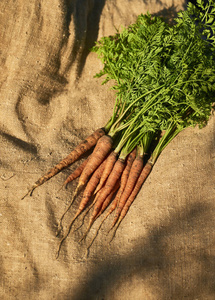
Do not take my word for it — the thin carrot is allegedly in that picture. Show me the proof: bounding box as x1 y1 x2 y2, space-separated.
95 180 120 219
114 148 137 204
73 197 97 233
96 184 122 228
62 156 90 189
80 157 126 241
56 157 107 236
56 186 102 259
111 150 144 228
71 179 107 234
105 186 123 218
110 161 153 240
94 150 118 194
85 189 119 252
82 181 121 255
85 185 122 254
22 127 106 199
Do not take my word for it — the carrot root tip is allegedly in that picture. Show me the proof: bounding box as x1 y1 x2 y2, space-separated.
21 191 29 200
79 219 94 243
57 184 66 193
21 185 36 200
94 184 102 195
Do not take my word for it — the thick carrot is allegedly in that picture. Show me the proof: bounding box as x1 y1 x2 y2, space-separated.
80 158 126 241
94 150 118 194
22 127 106 199
56 157 107 237
110 161 153 239
74 134 113 194
62 156 90 188
111 152 144 228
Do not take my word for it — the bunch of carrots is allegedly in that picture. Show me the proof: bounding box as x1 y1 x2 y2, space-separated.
23 0 215 257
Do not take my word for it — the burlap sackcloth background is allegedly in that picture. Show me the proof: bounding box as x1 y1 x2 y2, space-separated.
1 1 215 299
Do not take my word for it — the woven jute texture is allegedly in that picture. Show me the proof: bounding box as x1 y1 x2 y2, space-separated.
1 1 215 299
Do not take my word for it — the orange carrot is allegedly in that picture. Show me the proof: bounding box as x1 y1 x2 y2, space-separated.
80 181 120 248
94 150 118 194
104 187 122 218
85 183 120 255
114 148 137 204
73 195 98 234
80 157 126 241
62 156 90 188
56 185 103 259
110 161 153 239
96 185 122 227
111 151 144 228
74 135 113 194
72 158 107 220
100 148 136 220
91 158 125 220
22 127 106 199
66 176 107 236
56 157 107 237
86 186 122 255
96 180 120 219
101 149 136 229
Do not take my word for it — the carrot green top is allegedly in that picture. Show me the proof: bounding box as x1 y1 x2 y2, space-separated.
94 0 215 160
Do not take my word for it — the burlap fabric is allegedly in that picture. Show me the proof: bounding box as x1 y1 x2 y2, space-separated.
1 1 215 299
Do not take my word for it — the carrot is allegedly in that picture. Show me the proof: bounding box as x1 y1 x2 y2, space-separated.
94 150 118 194
110 161 153 240
114 148 137 204
95 180 120 219
71 158 107 220
72 196 97 234
56 186 103 259
99 148 136 220
56 157 107 237
80 157 126 241
62 155 90 189
22 127 106 199
91 158 125 220
74 134 113 195
86 190 119 251
55 134 113 221
85 184 122 254
95 184 122 230
69 178 108 236
82 181 121 254
111 151 144 228
100 149 136 229
104 187 123 218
